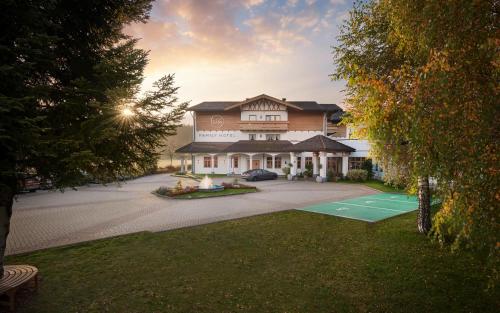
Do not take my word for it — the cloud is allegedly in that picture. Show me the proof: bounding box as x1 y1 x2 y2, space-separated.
123 0 348 75
125 0 351 112
125 0 333 71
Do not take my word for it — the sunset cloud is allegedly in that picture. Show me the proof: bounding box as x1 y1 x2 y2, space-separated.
124 0 352 108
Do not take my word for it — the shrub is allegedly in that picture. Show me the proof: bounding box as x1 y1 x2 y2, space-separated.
327 170 335 182
346 169 368 181
362 159 373 179
282 166 291 176
304 163 313 177
155 186 170 196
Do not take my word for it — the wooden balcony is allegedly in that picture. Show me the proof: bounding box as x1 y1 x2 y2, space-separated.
239 121 289 131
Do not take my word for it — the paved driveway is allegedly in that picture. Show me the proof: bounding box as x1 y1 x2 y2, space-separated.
7 174 378 255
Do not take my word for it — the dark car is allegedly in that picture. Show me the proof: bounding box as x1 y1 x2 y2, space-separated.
242 169 278 181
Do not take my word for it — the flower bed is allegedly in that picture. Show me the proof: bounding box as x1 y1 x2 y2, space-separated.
153 179 258 199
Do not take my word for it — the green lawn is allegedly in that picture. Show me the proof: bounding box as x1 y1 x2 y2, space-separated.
173 188 257 199
6 211 498 313
335 179 404 193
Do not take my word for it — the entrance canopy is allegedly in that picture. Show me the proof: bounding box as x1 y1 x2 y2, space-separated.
290 135 355 153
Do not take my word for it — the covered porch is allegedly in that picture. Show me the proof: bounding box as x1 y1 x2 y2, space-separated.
175 135 356 181
289 135 355 182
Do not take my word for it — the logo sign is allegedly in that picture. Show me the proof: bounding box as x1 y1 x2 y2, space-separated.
211 115 224 129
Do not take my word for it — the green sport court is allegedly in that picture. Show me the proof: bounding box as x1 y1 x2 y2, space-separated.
299 193 418 222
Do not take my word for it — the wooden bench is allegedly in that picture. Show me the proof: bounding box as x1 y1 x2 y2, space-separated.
0 265 38 312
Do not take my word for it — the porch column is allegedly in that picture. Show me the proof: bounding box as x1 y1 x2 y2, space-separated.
320 152 327 178
191 154 195 174
312 153 319 176
342 155 349 177
290 152 297 176
226 153 233 175
180 156 185 173
210 154 215 173
301 153 305 172
249 154 253 170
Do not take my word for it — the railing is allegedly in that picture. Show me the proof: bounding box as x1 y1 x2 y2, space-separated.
239 121 288 131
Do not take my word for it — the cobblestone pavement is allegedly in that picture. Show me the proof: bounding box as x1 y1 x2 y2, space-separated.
7 174 378 255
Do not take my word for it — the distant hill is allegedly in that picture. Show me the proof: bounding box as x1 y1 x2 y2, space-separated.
159 125 193 167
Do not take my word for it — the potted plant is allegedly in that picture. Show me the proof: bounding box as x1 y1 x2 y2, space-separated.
303 163 313 180
282 165 292 180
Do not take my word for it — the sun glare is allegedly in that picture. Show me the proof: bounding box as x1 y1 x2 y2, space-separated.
121 107 135 117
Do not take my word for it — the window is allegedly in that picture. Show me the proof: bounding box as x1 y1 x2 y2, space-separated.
213 156 218 168
305 157 313 166
275 156 281 168
265 115 281 121
348 157 365 170
249 115 257 121
249 134 257 140
297 157 302 168
266 134 280 141
233 157 238 168
203 156 211 168
266 156 273 168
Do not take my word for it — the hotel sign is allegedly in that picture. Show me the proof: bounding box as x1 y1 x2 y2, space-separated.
198 132 236 138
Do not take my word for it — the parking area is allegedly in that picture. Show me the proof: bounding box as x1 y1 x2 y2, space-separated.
7 174 378 255
299 193 418 222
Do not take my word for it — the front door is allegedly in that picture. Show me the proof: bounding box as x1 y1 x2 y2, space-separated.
252 159 260 169
327 157 342 175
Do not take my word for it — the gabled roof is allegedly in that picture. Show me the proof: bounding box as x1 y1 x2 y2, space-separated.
223 94 303 111
224 140 294 153
176 142 232 153
187 95 342 113
290 135 355 153
187 101 237 112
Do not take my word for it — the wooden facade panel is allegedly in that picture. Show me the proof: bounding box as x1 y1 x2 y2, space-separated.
240 121 288 131
288 111 323 131
327 124 347 137
196 112 241 131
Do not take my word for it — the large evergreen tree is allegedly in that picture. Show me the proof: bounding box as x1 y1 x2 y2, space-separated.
333 0 498 284
0 0 187 274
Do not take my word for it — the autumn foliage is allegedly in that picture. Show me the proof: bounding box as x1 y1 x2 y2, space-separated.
333 0 499 285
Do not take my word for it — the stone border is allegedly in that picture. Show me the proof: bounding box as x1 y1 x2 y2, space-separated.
151 188 258 200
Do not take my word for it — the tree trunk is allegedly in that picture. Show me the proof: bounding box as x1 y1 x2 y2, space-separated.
0 182 15 279
417 176 432 234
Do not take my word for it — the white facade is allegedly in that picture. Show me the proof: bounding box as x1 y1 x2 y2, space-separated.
195 130 325 143
178 95 372 180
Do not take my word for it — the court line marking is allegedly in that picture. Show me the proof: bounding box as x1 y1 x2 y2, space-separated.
301 209 375 222
334 202 409 213
360 197 417 204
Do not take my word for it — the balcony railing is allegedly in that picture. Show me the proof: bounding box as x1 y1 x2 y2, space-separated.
239 121 288 131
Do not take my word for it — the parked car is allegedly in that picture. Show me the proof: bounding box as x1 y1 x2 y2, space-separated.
242 169 278 181
17 173 41 193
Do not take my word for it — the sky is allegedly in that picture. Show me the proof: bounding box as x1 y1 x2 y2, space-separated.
125 0 353 110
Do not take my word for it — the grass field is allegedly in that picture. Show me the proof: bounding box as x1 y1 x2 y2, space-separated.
6 210 497 313
338 179 405 193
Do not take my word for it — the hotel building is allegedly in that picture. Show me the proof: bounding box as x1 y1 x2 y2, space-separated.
176 94 370 181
